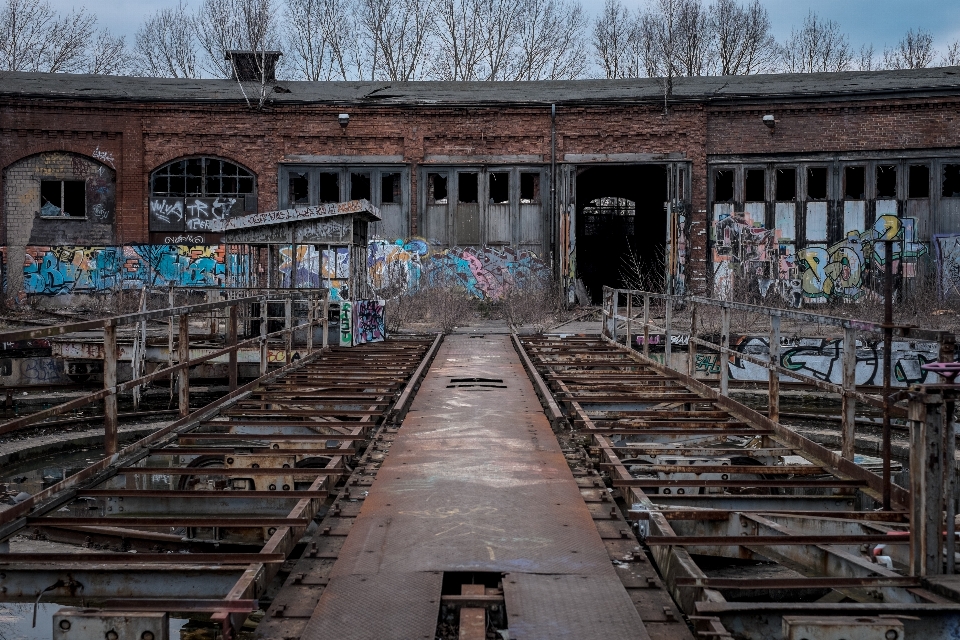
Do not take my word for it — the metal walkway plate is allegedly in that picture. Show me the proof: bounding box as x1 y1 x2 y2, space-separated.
303 334 649 639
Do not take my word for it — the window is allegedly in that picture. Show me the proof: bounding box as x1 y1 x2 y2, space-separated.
289 172 309 206
775 168 796 201
876 165 896 198
489 172 509 203
458 173 478 203
844 166 865 199
318 172 339 202
714 170 734 202
943 165 960 198
40 180 85 217
428 174 448 204
350 172 371 200
807 167 827 199
381 173 401 203
745 169 765 202
151 157 254 198
520 173 540 203
909 165 930 198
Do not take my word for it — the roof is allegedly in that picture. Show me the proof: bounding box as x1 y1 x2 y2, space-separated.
1 67 959 107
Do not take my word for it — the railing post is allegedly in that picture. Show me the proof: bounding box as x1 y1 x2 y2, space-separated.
228 304 238 392
642 294 650 358
841 326 857 460
260 298 268 377
103 320 118 456
665 295 673 367
720 305 730 397
687 300 697 378
612 289 619 345
768 315 780 423
285 298 293 366
178 313 190 418
306 298 315 353
167 286 175 404
322 291 330 349
625 292 633 348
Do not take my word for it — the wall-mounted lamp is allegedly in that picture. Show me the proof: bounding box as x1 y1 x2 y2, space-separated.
338 113 350 128
762 114 775 129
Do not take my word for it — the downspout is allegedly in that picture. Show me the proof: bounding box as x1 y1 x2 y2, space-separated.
550 103 558 294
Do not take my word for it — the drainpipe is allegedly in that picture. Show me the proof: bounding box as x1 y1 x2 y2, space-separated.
550 103 558 291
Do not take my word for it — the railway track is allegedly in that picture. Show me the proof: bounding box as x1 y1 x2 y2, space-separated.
517 334 960 640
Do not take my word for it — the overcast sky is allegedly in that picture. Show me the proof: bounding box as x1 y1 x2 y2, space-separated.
50 0 960 60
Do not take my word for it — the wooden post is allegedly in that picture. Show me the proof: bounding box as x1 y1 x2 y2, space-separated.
946 396 957 575
642 294 650 358
910 391 946 576
260 298 268 376
687 301 697 378
285 298 293 366
611 289 619 344
720 305 730 397
168 286 174 403
841 326 857 460
306 298 315 353
228 304 238 392
178 314 190 418
768 315 780 424
322 291 330 349
103 321 118 456
664 295 673 368
625 292 633 348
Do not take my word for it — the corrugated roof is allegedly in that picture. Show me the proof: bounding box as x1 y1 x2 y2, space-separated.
0 67 959 106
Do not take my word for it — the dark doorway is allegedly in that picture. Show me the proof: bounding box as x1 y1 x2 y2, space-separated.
576 165 667 303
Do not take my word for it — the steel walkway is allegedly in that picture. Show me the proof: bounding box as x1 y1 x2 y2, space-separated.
283 334 677 640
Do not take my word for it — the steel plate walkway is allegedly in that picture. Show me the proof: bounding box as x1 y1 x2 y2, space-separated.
301 334 652 640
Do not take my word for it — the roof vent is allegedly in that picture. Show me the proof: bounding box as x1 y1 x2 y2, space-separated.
225 50 282 83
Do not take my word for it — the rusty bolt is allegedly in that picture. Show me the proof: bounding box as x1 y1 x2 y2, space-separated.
141 632 155 640
227 458 235 464
886 631 899 640
252 463 260 468
59 620 71 630
106 630 119 640
282 463 290 469
267 527 277 536
269 484 277 490
282 484 290 491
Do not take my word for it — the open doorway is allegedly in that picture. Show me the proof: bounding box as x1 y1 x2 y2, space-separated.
576 165 667 302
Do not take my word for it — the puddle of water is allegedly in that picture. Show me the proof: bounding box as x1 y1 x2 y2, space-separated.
0 602 189 640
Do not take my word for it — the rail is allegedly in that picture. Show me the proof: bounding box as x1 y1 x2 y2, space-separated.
601 286 957 510
0 288 331 453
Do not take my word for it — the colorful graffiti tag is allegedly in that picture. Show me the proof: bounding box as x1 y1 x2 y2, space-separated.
353 299 386 345
339 301 353 347
935 233 960 299
278 245 350 300
712 210 795 301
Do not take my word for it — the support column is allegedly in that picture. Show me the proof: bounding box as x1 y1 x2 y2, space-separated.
103 321 117 456
841 326 857 460
178 314 190 418
228 304 238 392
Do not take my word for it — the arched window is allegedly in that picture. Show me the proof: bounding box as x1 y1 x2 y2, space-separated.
148 157 256 233
150 157 255 198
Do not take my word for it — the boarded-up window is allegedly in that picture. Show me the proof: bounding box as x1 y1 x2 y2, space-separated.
714 170 734 202
876 165 896 198
943 165 960 197
845 166 865 199
489 172 509 203
807 167 827 199
458 173 478 203
909 165 930 198
40 180 85 217
775 168 796 201
745 169 765 202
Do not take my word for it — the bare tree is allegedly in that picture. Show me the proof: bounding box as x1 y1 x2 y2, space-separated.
0 0 97 73
87 29 131 75
711 0 776 75
856 43 876 71
480 0 524 80
513 0 587 80
670 0 711 76
780 10 853 73
284 0 359 80
943 41 960 67
195 0 281 79
432 0 486 80
357 0 433 81
882 28 936 69
133 2 199 78
592 0 639 79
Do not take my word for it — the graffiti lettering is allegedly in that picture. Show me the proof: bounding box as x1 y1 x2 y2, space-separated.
353 299 386 345
92 146 115 168
339 301 353 347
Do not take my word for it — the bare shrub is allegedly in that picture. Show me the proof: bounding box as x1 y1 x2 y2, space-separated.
501 275 565 332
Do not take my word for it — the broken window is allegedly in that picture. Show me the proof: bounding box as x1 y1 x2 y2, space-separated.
318 172 339 202
806 167 828 200
381 173 401 204
714 170 734 202
289 172 309 207
489 172 509 203
428 173 448 204
943 165 960 197
775 168 796 201
40 180 85 217
909 165 930 198
744 169 765 202
845 166 865 199
520 173 540 203
350 172 371 200
458 173 479 203
876 165 897 198
151 157 255 197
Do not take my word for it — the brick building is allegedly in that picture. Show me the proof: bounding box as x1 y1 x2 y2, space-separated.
2 67 960 304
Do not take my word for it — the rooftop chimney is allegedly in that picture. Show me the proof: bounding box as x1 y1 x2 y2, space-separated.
225 50 282 83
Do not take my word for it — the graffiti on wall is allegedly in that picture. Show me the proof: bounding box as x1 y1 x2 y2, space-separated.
935 234 960 299
339 301 353 347
712 210 796 301
354 299 386 345
278 245 349 300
